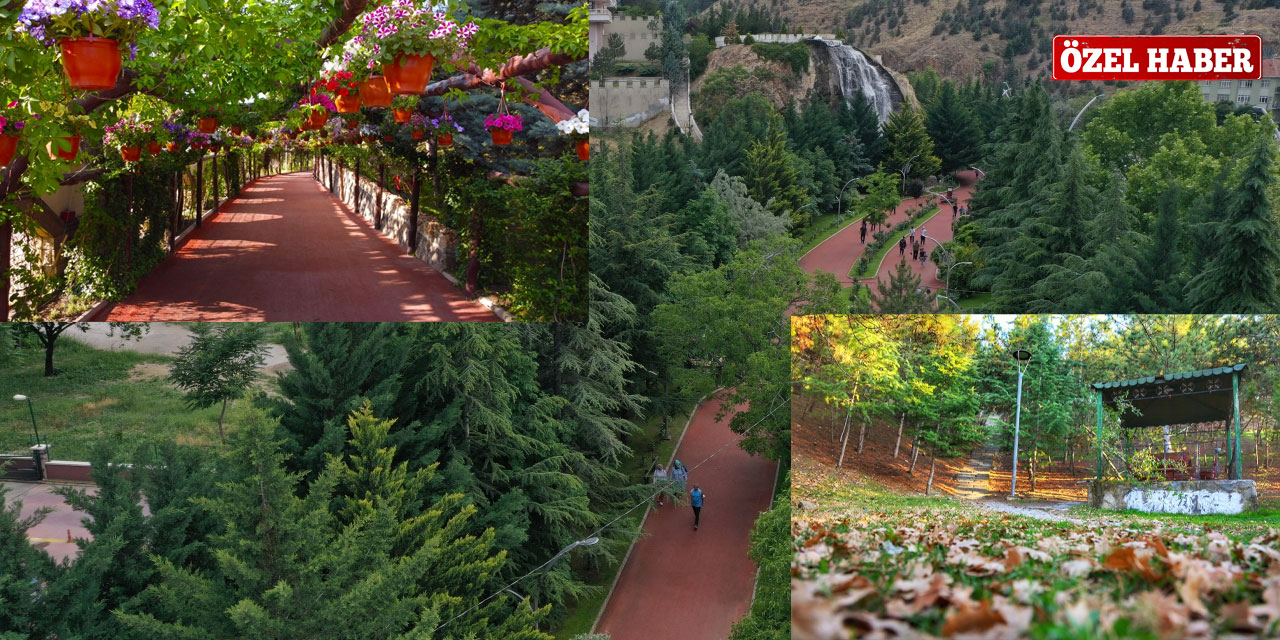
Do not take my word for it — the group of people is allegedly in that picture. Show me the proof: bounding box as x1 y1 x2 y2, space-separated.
652 461 705 530
898 227 929 266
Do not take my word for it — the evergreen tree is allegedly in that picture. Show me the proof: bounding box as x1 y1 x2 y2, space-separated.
853 169 900 229
871 259 937 313
1134 185 1187 312
699 93 777 175
742 128 809 223
924 81 982 175
1188 131 1280 311
0 483 57 637
675 188 738 267
708 170 790 243
839 91 885 164
590 33 626 80
881 108 941 182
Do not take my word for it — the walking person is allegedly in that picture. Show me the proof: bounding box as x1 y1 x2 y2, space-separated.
898 236 907 256
860 222 867 243
652 463 668 507
909 227 916 244
920 250 928 267
911 242 919 261
670 460 688 494
690 483 705 530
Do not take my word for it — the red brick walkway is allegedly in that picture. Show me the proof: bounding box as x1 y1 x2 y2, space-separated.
95 172 496 322
594 391 778 639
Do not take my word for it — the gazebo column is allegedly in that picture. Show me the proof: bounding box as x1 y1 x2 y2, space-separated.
1096 389 1104 478
1233 371 1242 479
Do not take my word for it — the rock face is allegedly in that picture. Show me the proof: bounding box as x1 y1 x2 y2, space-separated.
1088 479 1259 515
807 38 909 123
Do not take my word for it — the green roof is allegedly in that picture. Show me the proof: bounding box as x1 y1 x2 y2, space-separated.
1090 364 1247 390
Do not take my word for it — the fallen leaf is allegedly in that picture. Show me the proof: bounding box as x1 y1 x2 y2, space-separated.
941 599 1005 636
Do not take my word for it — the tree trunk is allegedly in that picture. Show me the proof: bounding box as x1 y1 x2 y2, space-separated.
909 436 921 474
1068 439 1075 475
837 409 853 468
217 398 229 443
857 416 867 455
1257 422 1263 471
926 453 937 496
893 413 905 459
44 340 56 377
1029 449 1037 492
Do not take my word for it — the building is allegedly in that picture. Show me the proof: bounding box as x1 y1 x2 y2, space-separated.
1198 58 1280 118
588 0 669 128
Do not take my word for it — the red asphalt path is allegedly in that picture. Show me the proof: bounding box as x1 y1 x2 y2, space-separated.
594 391 778 640
866 171 978 295
95 172 497 322
4 481 94 565
799 170 980 288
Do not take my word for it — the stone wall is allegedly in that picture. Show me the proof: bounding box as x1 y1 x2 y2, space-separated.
314 157 457 274
714 33 835 48
1088 479 1259 515
589 77 668 127
596 14 661 61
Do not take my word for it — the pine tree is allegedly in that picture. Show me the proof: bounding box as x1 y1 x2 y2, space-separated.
708 170 790 243
881 108 941 182
743 128 809 222
871 259 937 313
1188 132 1280 312
0 483 58 637
1135 185 1187 312
839 91 885 164
925 81 982 175
675 187 738 267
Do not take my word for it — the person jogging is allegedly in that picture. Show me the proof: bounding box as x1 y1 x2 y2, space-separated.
690 484 704 530
652 463 668 507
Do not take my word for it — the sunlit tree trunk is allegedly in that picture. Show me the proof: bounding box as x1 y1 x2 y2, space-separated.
893 413 905 459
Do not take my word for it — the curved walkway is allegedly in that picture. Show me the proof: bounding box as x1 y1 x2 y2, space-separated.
799 169 980 288
593 391 778 639
95 172 496 322
866 171 977 296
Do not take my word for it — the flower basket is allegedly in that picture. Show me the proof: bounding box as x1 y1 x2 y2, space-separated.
393 108 412 123
230 126 242 135
361 76 392 107
334 93 361 113
490 128 513 145
147 140 161 154
307 109 327 129
382 135 393 142
437 133 453 146
59 37 122 90
165 141 178 152
484 111 521 146
359 0 476 94
576 139 589 161
198 117 218 133
411 129 425 140
0 134 18 166
120 145 141 162
345 118 359 128
384 53 434 95
47 135 81 161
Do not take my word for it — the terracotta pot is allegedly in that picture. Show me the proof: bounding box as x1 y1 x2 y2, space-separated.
120 146 142 162
489 128 513 146
47 135 81 161
576 139 589 161
165 141 178 152
437 133 453 147
383 135 393 142
230 126 242 135
411 129 425 140
147 141 162 154
198 117 218 133
383 53 435 95
393 108 412 123
361 76 392 107
0 134 18 166
211 144 222 153
59 37 122 90
335 92 361 113
345 118 358 128
307 109 328 128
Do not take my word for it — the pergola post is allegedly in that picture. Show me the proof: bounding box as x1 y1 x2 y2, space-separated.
1095 389 1104 479
376 162 385 230
1233 372 1242 479
195 158 204 229
211 152 219 214
354 158 362 216
409 170 421 255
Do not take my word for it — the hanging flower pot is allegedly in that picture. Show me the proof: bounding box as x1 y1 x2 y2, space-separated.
383 53 435 95
361 76 392 107
165 141 178 152
382 135 392 142
437 133 453 146
308 109 328 129
411 129 425 140
484 110 521 147
120 145 142 162
59 37 122 90
147 140 161 154
211 143 222 153
0 134 18 166
198 117 218 134
576 139 589 161
334 92 361 113
47 135 81 161
490 128 513 145
345 118 358 128
230 126 242 135
393 108 412 124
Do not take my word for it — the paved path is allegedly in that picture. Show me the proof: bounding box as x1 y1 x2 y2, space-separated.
954 441 998 500
67 323 291 372
799 170 980 288
3 481 94 564
94 172 496 322
867 171 977 299
594 391 778 639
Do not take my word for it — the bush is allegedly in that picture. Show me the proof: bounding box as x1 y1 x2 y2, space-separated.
751 42 810 74
905 179 924 198
743 34 756 44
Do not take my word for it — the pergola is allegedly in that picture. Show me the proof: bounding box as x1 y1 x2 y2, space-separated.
1090 363 1247 481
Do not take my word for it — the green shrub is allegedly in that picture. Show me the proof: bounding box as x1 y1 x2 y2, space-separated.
751 42 810 74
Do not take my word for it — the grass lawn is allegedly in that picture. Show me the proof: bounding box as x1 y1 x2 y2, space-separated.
849 206 940 280
553 403 696 639
793 462 1280 639
0 340 231 460
799 211 862 255
958 292 993 310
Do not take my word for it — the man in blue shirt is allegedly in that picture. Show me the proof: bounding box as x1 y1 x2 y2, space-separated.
690 484 704 530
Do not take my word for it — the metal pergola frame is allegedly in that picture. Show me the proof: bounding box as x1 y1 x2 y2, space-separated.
1091 364 1248 480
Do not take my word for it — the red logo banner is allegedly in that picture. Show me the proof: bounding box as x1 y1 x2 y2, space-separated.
1052 35 1262 81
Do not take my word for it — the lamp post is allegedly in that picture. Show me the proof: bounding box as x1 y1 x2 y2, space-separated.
935 294 962 312
1068 94 1104 132
12 395 42 448
1009 349 1032 498
836 177 860 223
791 202 818 224
945 261 973 300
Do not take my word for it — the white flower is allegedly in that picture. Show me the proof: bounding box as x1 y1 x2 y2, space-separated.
576 109 589 120
573 120 588 134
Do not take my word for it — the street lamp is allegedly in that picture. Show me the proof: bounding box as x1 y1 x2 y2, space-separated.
836 177 860 223
935 294 962 311
791 202 818 223
12 395 42 448
1009 349 1032 498
1068 94 1104 132
945 261 973 300
546 536 600 567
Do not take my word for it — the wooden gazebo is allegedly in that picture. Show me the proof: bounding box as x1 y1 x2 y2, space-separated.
1090 364 1247 481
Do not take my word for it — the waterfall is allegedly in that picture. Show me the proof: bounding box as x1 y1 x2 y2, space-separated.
808 38 904 123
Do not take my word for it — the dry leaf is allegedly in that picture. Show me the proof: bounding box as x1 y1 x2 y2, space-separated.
941 599 1005 636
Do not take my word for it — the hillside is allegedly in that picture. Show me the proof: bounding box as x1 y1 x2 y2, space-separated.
694 0 1280 80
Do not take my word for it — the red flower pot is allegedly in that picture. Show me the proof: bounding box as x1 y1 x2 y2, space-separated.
198 117 218 133
307 109 328 129
47 135 81 161
345 118 358 128
165 141 178 152
59 37 121 90
0 134 18 166
383 53 435 95
382 135 392 142
361 76 392 107
120 146 142 162
147 141 162 154
437 133 453 147
335 93 361 113
393 108 412 124
411 129 425 140
576 139 589 161
211 144 222 153
231 126 242 135
489 128 513 146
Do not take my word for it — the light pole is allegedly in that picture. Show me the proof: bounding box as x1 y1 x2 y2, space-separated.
1009 349 1032 498
945 261 972 300
791 202 818 224
12 395 42 448
546 536 600 567
935 294 962 311
836 177 860 223
899 154 919 195
1068 94 1104 132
